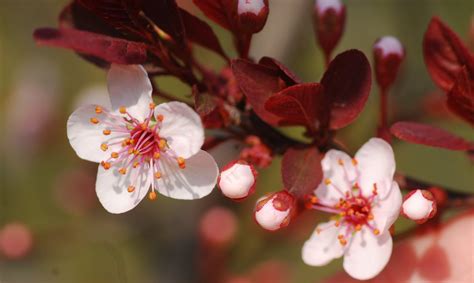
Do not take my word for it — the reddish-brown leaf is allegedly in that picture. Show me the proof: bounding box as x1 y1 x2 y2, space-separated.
192 0 236 31
141 0 186 45
423 17 474 91
232 59 288 125
33 28 147 64
281 147 323 197
180 8 228 59
390 121 473 151
77 0 147 41
265 83 325 131
321 49 372 129
259 56 302 85
447 66 474 125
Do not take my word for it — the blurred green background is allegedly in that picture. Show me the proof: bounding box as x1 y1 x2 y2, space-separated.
0 0 473 282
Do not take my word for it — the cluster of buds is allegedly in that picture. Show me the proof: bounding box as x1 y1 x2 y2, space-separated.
254 190 296 231
401 189 437 224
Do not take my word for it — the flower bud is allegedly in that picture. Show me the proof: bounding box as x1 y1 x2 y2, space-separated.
373 36 405 90
0 222 33 260
254 190 296 231
218 160 257 200
240 135 272 168
313 0 346 60
401 189 437 223
236 0 269 34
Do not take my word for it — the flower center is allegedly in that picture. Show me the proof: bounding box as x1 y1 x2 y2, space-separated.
91 103 185 200
307 158 380 246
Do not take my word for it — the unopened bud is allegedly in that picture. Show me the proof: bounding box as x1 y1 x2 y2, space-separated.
313 0 346 60
236 0 269 34
373 36 405 90
254 190 296 231
401 189 437 224
219 160 257 200
240 135 272 168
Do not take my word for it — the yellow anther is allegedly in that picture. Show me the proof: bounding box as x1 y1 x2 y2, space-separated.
90 117 99 124
101 161 111 170
119 106 127 114
368 213 374 220
373 229 380 235
133 161 140 168
334 221 340 227
153 152 160 159
352 158 358 165
338 159 344 166
310 195 318 204
159 139 167 150
127 186 135 193
154 172 162 179
338 234 344 239
177 157 186 169
316 228 321 234
148 191 157 201
157 114 164 122
339 211 346 217
103 129 111 135
111 152 119 158
95 106 103 114
128 148 134 154
339 238 347 246
119 168 127 175
100 143 109 151
372 184 378 195
324 178 332 185
355 224 362 231
347 209 354 216
149 102 156 109
141 123 147 130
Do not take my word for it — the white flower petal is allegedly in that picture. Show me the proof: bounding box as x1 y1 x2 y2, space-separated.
343 228 393 280
372 181 402 232
155 150 218 200
107 64 152 121
315 150 356 205
67 105 127 163
354 138 395 198
302 221 344 266
95 161 151 214
155 102 204 158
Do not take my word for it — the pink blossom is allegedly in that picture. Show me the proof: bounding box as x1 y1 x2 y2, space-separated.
67 64 219 213
302 138 402 280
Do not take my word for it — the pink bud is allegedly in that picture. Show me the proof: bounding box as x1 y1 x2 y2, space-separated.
0 222 33 260
373 36 406 90
401 189 437 223
254 191 296 231
219 160 257 200
236 0 269 34
199 206 238 247
313 0 346 61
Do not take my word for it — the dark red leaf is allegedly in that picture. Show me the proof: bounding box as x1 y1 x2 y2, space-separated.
192 0 236 31
281 147 323 197
321 49 372 129
180 8 228 59
447 66 474 125
232 59 288 125
265 83 324 131
141 0 186 45
423 17 474 91
77 0 148 41
259 56 302 85
390 121 473 151
33 28 147 64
